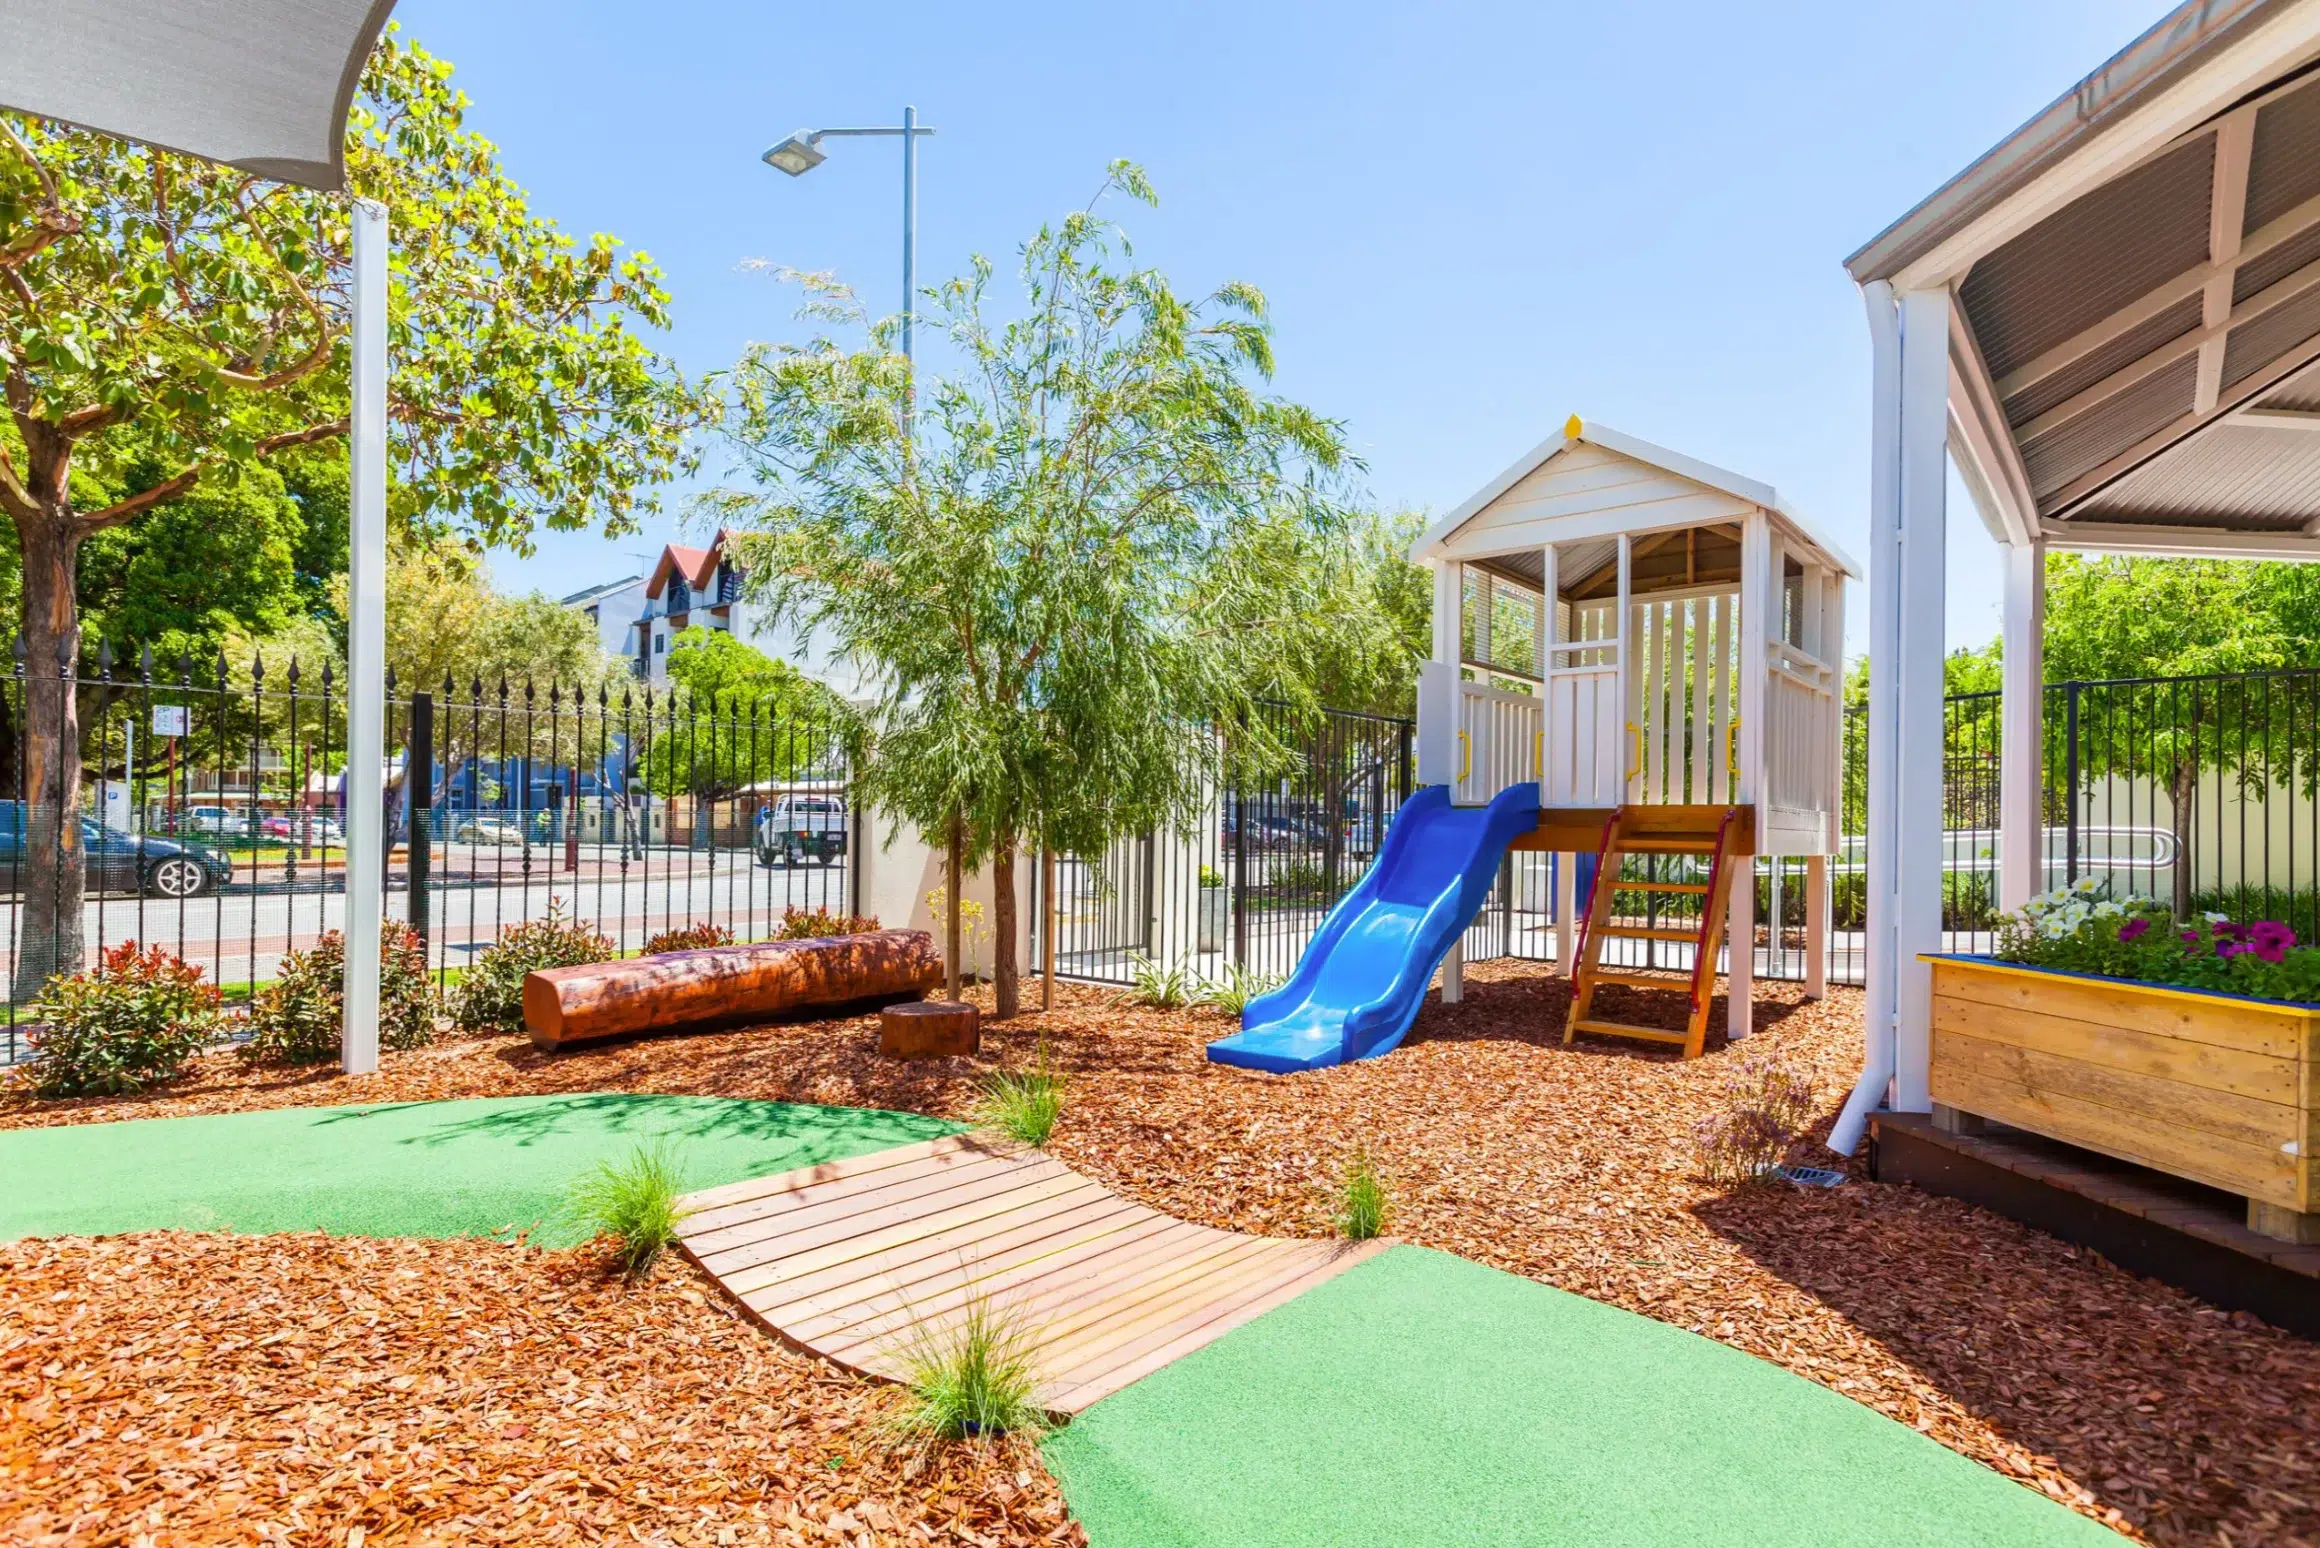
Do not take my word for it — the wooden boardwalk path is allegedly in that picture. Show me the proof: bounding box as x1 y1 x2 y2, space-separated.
677 1133 1388 1413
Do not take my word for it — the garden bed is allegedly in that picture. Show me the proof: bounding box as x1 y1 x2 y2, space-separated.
4 965 2318 1544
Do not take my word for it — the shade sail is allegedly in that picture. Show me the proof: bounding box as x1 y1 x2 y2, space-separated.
0 0 397 190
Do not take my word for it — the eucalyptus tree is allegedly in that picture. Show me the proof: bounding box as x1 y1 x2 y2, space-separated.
0 29 701 981
710 163 1352 1016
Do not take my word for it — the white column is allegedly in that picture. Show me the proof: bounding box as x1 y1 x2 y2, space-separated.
1728 512 1771 1039
1418 560 1461 787
1999 537 2046 913
1890 287 1951 1113
341 198 388 1075
1830 281 1906 1156
1442 939 1463 1002
1804 854 1828 998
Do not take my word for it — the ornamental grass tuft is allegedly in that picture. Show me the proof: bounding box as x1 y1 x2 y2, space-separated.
888 1289 1045 1447
1200 963 1282 1016
1692 1051 1816 1185
1124 954 1197 1009
974 1044 1064 1147
567 1141 691 1278
1335 1146 1393 1241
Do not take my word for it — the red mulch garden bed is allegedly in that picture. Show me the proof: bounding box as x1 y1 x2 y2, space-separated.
5 961 2318 1545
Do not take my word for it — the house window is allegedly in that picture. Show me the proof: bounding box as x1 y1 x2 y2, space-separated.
655 633 666 654
668 577 691 614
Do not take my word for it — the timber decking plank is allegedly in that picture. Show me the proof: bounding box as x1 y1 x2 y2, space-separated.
756 1196 1155 1328
684 1151 1053 1258
678 1140 1380 1413
679 1133 989 1214
682 1147 1029 1241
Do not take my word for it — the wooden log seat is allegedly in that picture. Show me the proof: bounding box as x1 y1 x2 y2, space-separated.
879 999 981 1059
523 929 940 1051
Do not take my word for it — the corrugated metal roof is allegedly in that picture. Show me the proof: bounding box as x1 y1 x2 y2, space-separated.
2245 61 2320 227
2024 356 2198 496
1960 135 2214 380
1845 0 2297 284
2071 419 2320 527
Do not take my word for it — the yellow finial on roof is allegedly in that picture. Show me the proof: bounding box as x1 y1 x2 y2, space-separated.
1564 414 1584 441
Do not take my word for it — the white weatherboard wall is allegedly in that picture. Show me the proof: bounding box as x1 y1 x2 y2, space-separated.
856 826 1033 985
1453 441 1759 555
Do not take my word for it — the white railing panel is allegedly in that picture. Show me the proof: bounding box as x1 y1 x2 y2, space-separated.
1456 681 1542 806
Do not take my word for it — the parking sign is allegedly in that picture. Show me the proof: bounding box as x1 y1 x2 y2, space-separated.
151 704 189 737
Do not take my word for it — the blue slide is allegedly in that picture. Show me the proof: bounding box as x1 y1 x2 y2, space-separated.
1206 783 1541 1074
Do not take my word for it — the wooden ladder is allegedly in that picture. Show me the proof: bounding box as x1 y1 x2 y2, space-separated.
1563 805 1744 1060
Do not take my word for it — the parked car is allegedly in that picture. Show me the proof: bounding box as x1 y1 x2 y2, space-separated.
0 802 232 898
178 805 253 839
261 813 343 845
756 794 847 867
453 815 526 846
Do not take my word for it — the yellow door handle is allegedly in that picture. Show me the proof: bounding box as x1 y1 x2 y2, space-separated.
1533 728 1544 775
1726 716 1742 779
1458 729 1471 783
1624 720 1641 778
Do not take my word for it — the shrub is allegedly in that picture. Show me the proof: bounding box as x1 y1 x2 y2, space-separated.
1997 879 2320 1003
244 923 435 1065
1335 1147 1392 1241
1124 954 1196 1009
975 1044 1064 1147
453 900 615 1034
1693 1051 1816 1185
889 1289 1044 1446
640 923 735 956
773 904 880 941
1200 963 1281 1016
26 941 224 1097
567 1141 690 1277
1197 865 1225 889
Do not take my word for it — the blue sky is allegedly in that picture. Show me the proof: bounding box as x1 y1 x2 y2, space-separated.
396 0 2173 657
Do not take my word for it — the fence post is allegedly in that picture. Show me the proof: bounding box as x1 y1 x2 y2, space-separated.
1231 721 1249 969
407 692 432 950
2064 680 2081 886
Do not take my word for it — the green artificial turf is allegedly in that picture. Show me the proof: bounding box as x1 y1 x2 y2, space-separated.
1043 1246 2117 1548
0 1094 956 1246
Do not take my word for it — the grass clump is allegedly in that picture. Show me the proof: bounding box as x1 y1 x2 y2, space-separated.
1334 1146 1392 1241
1201 963 1281 1015
889 1290 1045 1447
1124 954 1196 1009
1692 1050 1816 1185
567 1141 690 1277
974 1044 1064 1147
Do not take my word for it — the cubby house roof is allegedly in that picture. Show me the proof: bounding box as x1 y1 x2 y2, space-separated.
1410 417 1863 594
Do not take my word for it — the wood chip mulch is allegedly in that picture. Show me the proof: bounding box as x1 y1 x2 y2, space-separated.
6 962 2319 1546
0 1232 1078 1547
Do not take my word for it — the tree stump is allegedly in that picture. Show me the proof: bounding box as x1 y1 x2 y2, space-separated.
880 1000 980 1060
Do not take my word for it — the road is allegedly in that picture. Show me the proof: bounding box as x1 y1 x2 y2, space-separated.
0 840 855 1001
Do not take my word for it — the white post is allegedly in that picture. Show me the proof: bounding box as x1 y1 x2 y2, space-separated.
1729 511 1771 1039
1830 281 1906 1155
1442 938 1463 1003
1999 536 2046 913
1890 287 1951 1114
341 198 388 1076
1804 854 1828 998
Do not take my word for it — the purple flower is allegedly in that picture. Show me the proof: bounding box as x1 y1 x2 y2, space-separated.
2256 942 2289 964
2251 921 2297 950
2215 921 2246 941
2118 918 2150 942
2218 941 2253 959
2181 930 2202 946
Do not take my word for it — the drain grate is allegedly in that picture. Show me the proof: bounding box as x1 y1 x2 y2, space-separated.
1774 1164 1846 1188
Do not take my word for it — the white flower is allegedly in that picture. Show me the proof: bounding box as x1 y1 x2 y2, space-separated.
2203 911 2230 924
2072 877 2101 894
2093 900 2123 918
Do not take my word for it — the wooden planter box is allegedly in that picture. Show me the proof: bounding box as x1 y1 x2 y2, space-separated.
1925 954 2317 1242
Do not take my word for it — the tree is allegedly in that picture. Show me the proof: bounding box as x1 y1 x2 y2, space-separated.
635 627 847 847
712 162 1351 1017
0 28 701 982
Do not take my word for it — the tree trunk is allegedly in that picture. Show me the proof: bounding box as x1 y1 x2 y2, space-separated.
992 834 1018 1020
944 809 962 1001
16 508 87 1001
2170 758 2197 920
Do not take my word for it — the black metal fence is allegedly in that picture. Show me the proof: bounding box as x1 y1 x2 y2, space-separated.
0 643 854 1059
1044 665 2320 995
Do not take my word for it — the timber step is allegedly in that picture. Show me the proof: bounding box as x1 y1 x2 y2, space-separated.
1571 1018 1689 1046
1590 969 1695 990
1600 925 1702 943
1564 804 1748 1061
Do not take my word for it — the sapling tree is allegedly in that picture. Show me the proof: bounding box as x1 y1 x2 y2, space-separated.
0 29 701 983
711 162 1352 1017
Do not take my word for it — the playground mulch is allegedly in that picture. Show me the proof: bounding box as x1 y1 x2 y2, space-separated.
0 1229 1081 1547
7 965 2319 1546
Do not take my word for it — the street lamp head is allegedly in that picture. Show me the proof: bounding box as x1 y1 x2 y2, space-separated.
762 132 825 176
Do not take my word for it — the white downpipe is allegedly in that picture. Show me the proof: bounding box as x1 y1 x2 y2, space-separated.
341 198 387 1076
1829 279 1903 1155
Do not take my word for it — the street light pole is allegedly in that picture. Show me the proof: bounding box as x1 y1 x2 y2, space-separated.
762 111 936 428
